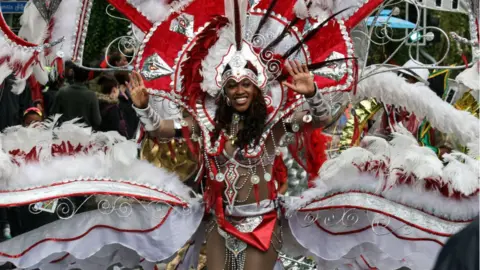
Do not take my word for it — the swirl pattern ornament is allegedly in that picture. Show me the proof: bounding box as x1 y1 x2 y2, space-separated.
28 196 94 220
97 196 191 219
300 192 470 235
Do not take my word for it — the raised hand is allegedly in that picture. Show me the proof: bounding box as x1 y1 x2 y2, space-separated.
128 71 149 109
282 60 316 97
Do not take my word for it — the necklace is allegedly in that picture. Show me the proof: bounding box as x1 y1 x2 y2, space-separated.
228 113 243 146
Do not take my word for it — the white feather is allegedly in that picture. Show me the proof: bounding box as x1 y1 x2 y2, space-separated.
291 125 480 220
293 0 366 20
293 0 309 19
0 63 12 85
127 0 171 23
0 119 194 203
32 63 48 85
356 71 480 147
51 0 82 61
0 145 15 184
200 25 235 96
456 62 480 92
18 1 48 44
10 79 27 95
289 172 479 221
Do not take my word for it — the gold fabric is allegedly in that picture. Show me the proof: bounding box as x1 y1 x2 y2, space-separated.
454 91 479 118
339 98 383 149
140 137 199 182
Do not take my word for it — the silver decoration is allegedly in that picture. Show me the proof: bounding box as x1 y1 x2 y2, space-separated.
216 173 225 182
291 123 300 133
29 196 93 220
169 13 194 38
97 196 189 218
250 175 260 184
312 51 348 81
279 254 316 270
235 216 263 233
301 193 469 235
280 133 295 147
141 53 174 81
302 115 312 123
31 199 59 214
218 228 247 258
32 0 63 23
104 35 138 68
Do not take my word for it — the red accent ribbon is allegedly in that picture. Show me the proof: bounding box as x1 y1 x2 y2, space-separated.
106 0 152 32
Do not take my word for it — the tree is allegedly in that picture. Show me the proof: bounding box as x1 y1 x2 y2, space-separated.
83 0 130 66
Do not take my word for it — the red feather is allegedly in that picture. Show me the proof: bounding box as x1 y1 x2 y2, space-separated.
181 16 229 109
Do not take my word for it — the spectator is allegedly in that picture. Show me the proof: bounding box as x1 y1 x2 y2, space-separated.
114 71 139 139
52 64 101 128
0 75 32 131
42 75 64 116
97 74 128 137
64 60 75 85
22 107 44 126
109 51 128 68
432 216 479 270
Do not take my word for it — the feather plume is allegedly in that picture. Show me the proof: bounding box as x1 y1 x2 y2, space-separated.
282 7 352 59
293 0 310 19
225 0 248 50
277 57 355 81
252 0 279 38
356 71 479 147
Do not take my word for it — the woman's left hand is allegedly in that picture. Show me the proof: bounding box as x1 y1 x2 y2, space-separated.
282 60 315 97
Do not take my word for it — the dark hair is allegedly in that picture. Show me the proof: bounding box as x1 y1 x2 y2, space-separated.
114 70 130 85
109 52 124 66
97 74 118 94
213 86 267 149
72 65 90 83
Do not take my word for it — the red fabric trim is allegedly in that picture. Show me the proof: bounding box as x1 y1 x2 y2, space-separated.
222 211 277 252
315 219 444 246
0 179 185 207
360 255 379 270
50 253 69 263
0 13 37 47
0 208 173 258
106 0 152 32
28 76 43 104
345 0 384 29
302 191 475 224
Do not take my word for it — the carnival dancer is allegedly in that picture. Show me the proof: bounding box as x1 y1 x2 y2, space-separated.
129 56 332 269
0 0 383 268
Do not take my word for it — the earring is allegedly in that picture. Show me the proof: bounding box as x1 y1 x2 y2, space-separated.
226 97 231 106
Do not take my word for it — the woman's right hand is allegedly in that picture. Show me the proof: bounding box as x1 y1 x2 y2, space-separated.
129 71 149 109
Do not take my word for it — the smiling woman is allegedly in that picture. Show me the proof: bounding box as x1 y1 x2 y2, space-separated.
215 77 268 150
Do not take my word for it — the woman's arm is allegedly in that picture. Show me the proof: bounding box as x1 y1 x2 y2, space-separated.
132 105 198 139
129 72 198 139
281 60 332 131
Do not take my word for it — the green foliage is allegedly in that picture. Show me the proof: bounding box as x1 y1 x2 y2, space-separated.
83 0 130 66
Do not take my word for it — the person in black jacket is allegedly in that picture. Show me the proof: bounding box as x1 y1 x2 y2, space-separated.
432 216 479 270
96 74 128 137
0 75 32 131
114 71 139 139
52 65 101 128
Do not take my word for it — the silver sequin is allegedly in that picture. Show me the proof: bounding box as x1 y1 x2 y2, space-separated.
313 51 347 81
141 53 174 81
